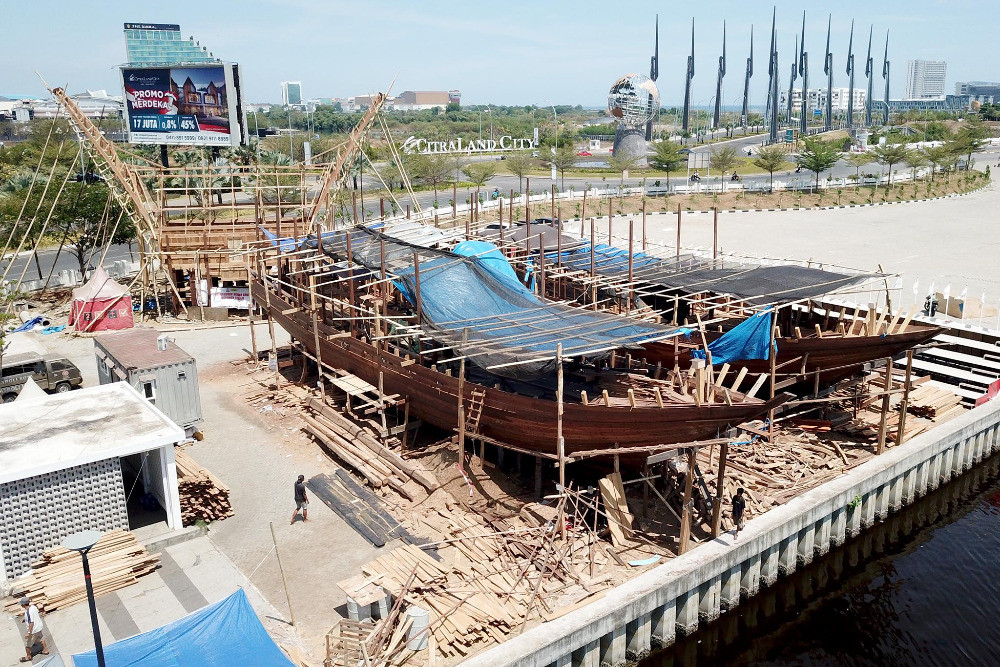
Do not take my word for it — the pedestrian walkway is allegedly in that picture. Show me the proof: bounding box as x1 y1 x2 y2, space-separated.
1 536 285 666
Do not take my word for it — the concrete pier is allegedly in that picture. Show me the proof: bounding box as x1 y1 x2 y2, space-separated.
462 399 1000 667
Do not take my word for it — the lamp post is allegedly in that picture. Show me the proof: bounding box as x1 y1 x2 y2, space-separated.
249 110 261 161
486 106 493 142
63 530 106 667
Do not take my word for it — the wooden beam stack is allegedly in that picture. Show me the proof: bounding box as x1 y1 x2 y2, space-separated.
4 531 159 613
175 448 233 526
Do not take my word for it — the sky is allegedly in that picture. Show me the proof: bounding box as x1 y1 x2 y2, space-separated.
2 0 997 107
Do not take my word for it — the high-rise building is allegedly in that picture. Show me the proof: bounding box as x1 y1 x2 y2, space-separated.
123 22 219 66
281 81 302 107
905 60 947 99
955 81 1000 104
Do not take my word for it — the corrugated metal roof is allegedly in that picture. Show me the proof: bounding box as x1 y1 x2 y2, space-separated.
94 328 193 370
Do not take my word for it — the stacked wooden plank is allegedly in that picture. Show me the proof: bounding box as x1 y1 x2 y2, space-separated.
355 509 610 663
175 448 233 526
899 384 965 421
302 398 437 501
4 531 159 612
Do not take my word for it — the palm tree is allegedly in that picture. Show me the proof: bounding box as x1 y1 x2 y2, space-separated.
845 153 874 190
920 144 952 181
709 146 739 191
504 152 536 193
607 154 639 188
649 140 686 191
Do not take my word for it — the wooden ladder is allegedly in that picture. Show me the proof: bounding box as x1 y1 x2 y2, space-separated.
464 389 486 435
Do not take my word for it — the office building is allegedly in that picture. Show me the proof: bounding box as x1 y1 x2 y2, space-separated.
281 81 303 107
391 90 461 111
779 87 866 114
955 81 1000 104
123 22 220 66
905 60 947 99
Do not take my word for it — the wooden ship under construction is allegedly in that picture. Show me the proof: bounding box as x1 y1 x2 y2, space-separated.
47 83 940 468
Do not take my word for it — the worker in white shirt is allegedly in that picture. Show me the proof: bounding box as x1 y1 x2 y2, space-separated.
19 596 49 663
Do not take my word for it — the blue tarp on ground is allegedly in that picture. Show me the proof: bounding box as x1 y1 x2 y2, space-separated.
73 589 293 667
691 310 774 366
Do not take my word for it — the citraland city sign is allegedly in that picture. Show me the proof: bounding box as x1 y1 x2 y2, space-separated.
401 135 536 155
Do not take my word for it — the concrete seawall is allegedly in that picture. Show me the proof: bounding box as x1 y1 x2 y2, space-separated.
463 398 1000 667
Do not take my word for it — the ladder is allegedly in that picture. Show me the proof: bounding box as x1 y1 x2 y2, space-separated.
464 389 486 435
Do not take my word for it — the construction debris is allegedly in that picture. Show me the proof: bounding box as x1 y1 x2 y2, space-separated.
175 448 234 526
4 531 159 612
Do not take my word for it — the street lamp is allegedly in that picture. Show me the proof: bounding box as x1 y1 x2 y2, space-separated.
486 106 493 142
249 110 262 161
551 105 558 150
63 530 106 667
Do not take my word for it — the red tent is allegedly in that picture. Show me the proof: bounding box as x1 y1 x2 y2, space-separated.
68 266 134 332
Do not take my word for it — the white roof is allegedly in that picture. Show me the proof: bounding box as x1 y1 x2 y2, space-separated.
72 266 129 302
0 382 184 484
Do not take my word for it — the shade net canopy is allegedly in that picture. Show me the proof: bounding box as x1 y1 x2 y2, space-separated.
553 244 881 307
311 228 682 378
73 589 294 667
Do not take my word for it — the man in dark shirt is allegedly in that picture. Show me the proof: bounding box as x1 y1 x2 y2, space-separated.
732 487 747 541
291 474 309 524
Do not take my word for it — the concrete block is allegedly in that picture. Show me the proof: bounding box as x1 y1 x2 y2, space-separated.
874 484 890 521
815 515 832 556
599 627 626 666
676 590 699 636
572 639 600 667
698 577 721 623
721 564 741 611
778 536 797 576
740 553 761 598
760 544 780 587
626 613 651 659
831 506 848 546
889 476 904 512
651 600 676 647
553 654 571 667
797 524 815 566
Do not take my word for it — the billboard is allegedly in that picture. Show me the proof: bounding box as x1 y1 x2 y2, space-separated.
121 64 247 147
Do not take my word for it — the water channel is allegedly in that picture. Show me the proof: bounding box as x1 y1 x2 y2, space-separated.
639 452 1000 667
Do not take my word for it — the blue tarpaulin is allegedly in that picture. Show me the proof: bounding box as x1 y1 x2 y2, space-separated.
12 316 44 332
73 589 293 667
691 310 774 366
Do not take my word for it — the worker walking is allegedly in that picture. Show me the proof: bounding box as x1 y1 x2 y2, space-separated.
19 596 49 663
291 474 309 524
732 488 747 542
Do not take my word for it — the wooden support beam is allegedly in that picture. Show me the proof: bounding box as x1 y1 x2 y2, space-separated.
679 447 697 555
895 350 914 447
711 441 729 537
876 357 894 455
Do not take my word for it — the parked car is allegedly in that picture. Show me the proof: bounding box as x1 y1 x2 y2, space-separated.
0 352 83 402
577 151 592 156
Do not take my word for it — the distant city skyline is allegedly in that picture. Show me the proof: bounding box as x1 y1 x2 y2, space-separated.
2 0 995 107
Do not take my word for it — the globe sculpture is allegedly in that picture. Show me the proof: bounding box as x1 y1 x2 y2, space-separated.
607 73 660 164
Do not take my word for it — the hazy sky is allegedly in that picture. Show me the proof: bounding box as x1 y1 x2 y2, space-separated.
2 0 997 106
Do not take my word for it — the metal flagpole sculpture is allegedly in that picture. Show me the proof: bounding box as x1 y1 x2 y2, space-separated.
882 31 891 125
767 8 779 144
646 14 659 142
824 14 833 132
741 26 753 129
799 11 809 137
682 18 695 133
788 34 798 126
713 21 726 130
846 20 856 129
864 25 874 126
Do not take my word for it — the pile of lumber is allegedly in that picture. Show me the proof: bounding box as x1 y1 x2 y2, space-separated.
4 531 159 612
175 448 233 526
697 429 872 518
353 507 612 663
899 384 965 421
302 398 437 501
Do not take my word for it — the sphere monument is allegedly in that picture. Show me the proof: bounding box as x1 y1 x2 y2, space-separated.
607 73 660 164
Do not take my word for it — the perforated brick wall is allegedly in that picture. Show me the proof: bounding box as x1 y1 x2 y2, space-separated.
1 458 128 580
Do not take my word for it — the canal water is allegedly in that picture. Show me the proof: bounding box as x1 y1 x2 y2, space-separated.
639 453 1000 667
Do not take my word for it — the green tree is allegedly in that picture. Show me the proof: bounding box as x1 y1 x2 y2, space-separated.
869 143 912 187
607 154 639 187
709 146 739 191
461 161 498 188
795 137 842 189
649 140 686 188
411 153 452 201
503 152 536 193
949 116 989 170
844 152 874 189
50 182 127 277
751 144 790 192
905 151 929 182
920 144 953 181
546 145 577 190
